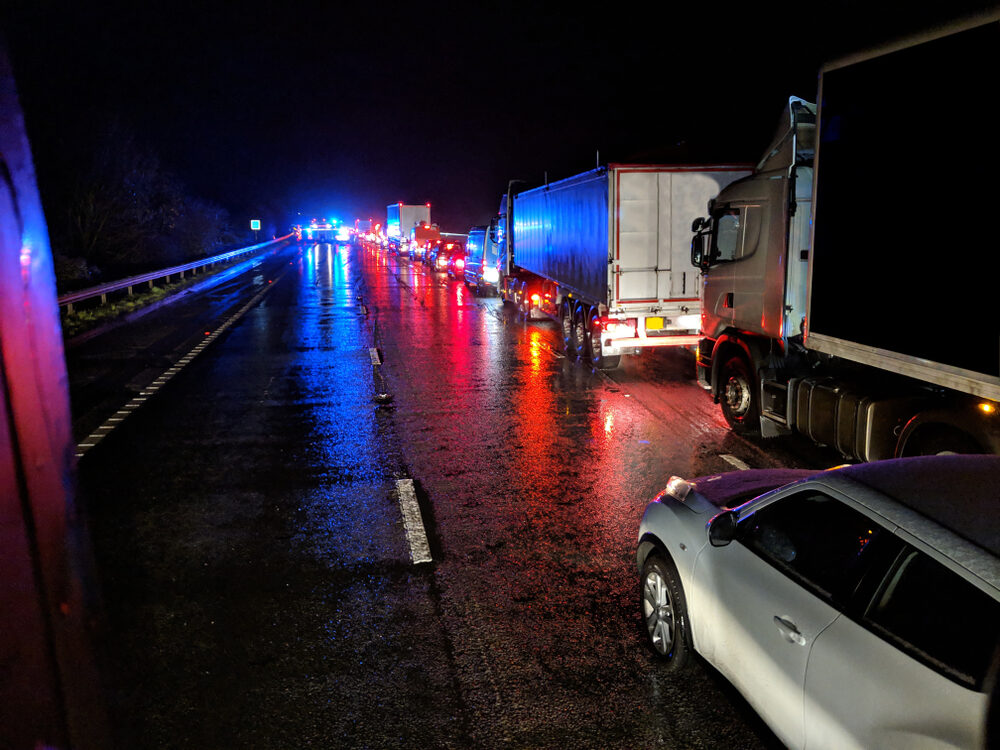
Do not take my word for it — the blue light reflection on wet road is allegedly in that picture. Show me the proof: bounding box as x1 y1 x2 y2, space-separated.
286 242 406 568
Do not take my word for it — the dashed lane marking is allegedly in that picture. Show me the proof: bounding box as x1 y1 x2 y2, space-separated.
720 454 751 471
74 272 286 459
396 478 432 565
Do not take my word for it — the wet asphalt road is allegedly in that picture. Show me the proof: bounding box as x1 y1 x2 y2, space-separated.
75 240 837 748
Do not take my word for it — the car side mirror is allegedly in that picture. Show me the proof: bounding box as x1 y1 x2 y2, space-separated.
708 510 738 547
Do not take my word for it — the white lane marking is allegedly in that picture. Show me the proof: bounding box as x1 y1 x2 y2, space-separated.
396 479 432 564
720 454 751 471
75 270 286 459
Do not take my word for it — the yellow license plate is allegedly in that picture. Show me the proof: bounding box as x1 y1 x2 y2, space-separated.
646 317 664 331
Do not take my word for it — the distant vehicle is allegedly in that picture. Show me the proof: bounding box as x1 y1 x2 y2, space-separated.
637 455 1000 750
410 222 441 261
386 202 430 248
430 240 462 273
446 243 467 278
303 218 334 243
691 15 1000 458
462 225 500 295
354 218 373 239
497 164 751 369
420 237 442 265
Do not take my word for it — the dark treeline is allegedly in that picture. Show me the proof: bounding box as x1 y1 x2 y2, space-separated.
42 116 239 292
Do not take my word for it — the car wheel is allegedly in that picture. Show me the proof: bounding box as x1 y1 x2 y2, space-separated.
719 354 760 435
640 555 691 670
589 314 620 370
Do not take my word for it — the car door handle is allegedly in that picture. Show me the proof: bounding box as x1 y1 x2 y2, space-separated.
774 616 807 646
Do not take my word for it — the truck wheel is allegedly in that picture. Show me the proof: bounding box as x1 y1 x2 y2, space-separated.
572 309 589 359
518 283 530 321
901 426 983 456
720 355 760 435
521 284 534 320
561 304 574 352
589 314 620 370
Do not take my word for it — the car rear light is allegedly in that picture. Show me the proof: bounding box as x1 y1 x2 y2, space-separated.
456 258 465 269
530 293 541 303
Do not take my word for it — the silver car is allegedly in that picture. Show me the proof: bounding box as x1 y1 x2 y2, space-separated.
636 456 1000 749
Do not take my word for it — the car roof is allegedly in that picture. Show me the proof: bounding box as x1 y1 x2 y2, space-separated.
827 455 1000 558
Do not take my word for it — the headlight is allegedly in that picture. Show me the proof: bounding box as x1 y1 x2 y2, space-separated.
483 266 500 283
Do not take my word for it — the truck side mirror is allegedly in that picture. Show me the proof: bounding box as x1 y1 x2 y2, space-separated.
691 233 708 269
691 216 706 232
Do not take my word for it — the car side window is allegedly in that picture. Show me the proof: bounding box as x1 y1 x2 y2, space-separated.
863 548 1000 690
737 491 884 608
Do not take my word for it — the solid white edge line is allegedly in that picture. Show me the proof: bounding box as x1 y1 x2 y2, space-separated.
720 454 751 471
396 479 432 564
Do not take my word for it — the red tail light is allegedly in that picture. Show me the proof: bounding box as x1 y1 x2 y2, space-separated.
456 258 465 269
600 317 638 337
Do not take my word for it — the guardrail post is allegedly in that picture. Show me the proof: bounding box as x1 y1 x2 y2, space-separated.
100 293 107 305
127 285 133 297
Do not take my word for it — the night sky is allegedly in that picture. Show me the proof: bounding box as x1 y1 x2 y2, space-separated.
2 1 996 234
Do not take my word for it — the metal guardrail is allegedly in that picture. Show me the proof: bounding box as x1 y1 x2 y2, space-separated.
57 234 293 312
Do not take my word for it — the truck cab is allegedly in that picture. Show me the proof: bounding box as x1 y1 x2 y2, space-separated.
692 97 816 432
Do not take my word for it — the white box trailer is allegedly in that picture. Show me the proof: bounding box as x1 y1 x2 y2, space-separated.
500 164 751 368
385 203 430 240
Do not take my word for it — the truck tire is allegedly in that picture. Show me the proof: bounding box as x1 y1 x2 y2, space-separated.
572 308 589 359
518 283 531 321
720 354 760 435
589 314 620 370
901 426 983 456
561 303 574 352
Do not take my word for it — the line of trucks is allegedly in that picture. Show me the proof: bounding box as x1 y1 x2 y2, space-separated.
463 13 1000 460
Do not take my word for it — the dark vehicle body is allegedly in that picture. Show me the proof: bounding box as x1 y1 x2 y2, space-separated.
430 240 463 273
